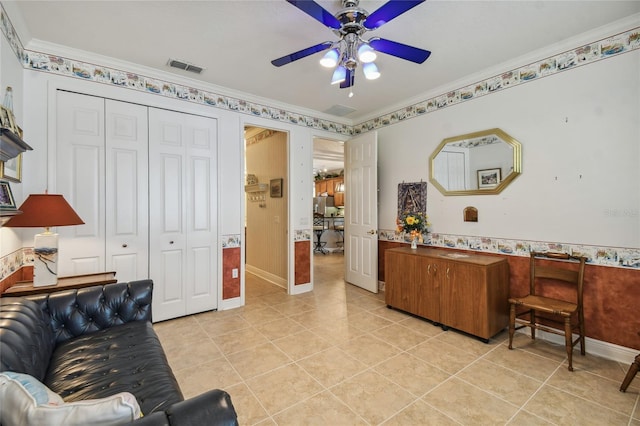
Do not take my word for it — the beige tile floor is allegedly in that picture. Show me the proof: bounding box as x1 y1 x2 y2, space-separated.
154 254 640 425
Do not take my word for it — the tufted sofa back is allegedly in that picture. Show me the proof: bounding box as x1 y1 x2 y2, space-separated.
0 297 56 381
26 280 153 345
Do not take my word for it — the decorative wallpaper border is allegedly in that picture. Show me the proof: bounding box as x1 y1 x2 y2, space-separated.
1 3 638 138
221 235 241 249
295 229 312 242
0 247 33 281
378 230 640 270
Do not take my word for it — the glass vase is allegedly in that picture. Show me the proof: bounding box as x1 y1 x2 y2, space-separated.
411 236 418 249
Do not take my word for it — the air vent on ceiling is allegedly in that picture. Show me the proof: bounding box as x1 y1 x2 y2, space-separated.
324 104 356 117
167 58 205 74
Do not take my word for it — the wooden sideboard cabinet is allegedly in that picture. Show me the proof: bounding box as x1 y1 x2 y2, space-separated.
385 247 510 342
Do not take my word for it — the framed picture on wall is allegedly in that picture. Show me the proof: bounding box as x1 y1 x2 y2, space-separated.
477 168 501 189
0 153 22 182
270 178 283 198
0 106 16 132
0 180 16 209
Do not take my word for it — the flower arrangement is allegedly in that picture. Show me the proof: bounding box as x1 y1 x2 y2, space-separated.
397 211 430 243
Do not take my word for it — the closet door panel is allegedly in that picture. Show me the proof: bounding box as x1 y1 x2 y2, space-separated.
105 100 149 282
185 114 217 314
149 108 188 321
56 91 105 276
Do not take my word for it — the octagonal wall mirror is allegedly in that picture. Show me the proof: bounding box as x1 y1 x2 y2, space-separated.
429 128 522 196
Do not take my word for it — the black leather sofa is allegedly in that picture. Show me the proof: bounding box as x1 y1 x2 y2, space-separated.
0 280 238 425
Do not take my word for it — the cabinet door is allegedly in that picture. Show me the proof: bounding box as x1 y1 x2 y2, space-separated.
326 178 335 196
334 192 344 207
416 258 440 321
385 250 418 314
317 180 328 194
440 261 488 337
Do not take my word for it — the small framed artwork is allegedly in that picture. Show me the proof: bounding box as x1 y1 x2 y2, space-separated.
477 168 501 189
0 153 22 182
0 180 16 209
0 106 15 131
270 178 283 198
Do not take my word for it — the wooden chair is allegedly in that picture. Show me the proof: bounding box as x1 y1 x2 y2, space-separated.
508 251 587 371
620 332 639 392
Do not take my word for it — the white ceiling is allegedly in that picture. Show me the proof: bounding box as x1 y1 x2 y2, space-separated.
9 1 639 122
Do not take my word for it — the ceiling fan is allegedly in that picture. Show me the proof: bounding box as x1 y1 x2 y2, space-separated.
271 0 431 89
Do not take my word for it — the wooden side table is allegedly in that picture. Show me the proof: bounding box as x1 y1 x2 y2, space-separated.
1 271 117 297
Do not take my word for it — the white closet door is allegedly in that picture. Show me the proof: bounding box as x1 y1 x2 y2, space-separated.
149 108 218 321
56 91 106 275
184 113 218 315
105 100 149 282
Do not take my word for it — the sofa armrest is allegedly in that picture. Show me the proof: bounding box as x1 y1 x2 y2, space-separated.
26 280 153 345
165 389 238 426
127 390 238 426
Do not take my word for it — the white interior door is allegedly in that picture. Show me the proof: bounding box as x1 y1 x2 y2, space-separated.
149 108 218 322
56 91 106 275
344 131 378 293
105 100 149 282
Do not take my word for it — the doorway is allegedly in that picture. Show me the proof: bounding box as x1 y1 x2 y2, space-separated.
244 126 288 288
313 137 345 273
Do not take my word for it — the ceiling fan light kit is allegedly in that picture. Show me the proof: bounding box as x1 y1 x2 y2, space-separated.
272 0 431 91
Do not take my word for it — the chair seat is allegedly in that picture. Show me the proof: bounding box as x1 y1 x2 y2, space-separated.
509 295 577 317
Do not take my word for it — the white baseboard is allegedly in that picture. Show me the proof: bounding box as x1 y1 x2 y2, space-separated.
517 328 638 364
245 265 287 289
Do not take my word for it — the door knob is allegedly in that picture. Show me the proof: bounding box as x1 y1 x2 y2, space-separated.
367 229 377 235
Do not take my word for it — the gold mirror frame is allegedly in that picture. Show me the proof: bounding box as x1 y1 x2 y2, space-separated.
429 128 522 196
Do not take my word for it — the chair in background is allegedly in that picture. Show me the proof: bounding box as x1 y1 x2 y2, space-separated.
313 214 328 254
333 217 344 254
620 332 639 392
508 251 587 371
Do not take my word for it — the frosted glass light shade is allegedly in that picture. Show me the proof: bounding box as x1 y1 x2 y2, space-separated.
331 66 347 85
320 49 339 68
363 62 380 80
357 44 377 63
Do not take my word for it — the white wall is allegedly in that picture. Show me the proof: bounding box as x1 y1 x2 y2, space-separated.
0 31 24 256
378 51 639 249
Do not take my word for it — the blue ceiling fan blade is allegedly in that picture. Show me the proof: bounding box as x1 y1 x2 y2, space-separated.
340 69 355 89
286 0 341 29
364 0 426 30
271 42 332 67
369 38 431 64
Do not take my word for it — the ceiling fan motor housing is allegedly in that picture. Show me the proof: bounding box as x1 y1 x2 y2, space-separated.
336 1 368 36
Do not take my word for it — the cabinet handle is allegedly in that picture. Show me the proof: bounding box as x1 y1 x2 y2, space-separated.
427 264 431 275
446 267 450 279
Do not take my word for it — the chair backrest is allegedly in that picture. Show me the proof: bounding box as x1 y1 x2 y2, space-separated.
529 251 587 305
313 215 325 227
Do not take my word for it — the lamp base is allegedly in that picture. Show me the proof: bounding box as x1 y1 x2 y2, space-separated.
33 232 58 287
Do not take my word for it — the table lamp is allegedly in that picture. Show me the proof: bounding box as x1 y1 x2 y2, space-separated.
4 193 84 287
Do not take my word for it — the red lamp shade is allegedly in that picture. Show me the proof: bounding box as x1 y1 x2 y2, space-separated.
4 194 84 228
